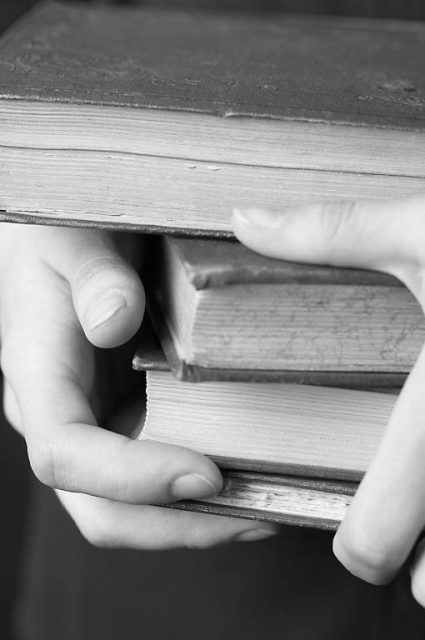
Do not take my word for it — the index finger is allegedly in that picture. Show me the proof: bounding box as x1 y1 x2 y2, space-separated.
333 343 425 584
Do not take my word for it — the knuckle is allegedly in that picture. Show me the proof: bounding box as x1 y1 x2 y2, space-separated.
27 436 67 490
0 329 42 387
3 401 17 430
3 385 22 432
73 254 127 296
318 200 359 246
0 335 21 383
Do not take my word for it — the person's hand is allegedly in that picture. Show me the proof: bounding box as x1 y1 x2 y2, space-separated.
0 223 278 549
233 195 425 606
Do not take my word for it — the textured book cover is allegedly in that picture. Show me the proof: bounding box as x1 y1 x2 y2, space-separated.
1 2 425 126
2 3 425 233
135 237 417 386
139 296 408 387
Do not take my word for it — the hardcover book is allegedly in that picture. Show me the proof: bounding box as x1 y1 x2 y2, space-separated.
135 335 396 528
135 235 423 385
2 3 425 234
168 471 357 531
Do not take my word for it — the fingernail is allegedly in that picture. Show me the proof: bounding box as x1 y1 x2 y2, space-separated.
233 207 284 229
234 528 279 543
170 473 220 500
87 293 127 330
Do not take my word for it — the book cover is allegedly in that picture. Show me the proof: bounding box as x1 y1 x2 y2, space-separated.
2 2 425 126
2 3 425 233
137 236 421 385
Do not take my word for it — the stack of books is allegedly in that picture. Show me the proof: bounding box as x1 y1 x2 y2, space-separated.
2 1 425 529
134 236 414 529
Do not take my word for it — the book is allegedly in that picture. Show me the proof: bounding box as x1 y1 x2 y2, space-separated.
167 471 357 531
141 364 395 481
136 338 396 527
134 235 424 385
2 3 425 234
142 369 395 481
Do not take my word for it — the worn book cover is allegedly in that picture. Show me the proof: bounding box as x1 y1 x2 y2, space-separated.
135 236 422 385
2 2 425 233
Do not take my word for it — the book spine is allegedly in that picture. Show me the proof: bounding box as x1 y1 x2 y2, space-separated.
164 471 356 530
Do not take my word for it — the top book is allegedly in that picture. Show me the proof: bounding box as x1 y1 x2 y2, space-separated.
1 2 425 234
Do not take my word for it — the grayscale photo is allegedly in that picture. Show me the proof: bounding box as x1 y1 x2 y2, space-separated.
1 0 425 638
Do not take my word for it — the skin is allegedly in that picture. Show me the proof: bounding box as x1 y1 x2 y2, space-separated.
0 223 278 549
232 195 425 608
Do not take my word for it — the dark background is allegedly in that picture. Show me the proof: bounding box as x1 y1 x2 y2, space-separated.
1 1 425 639
3 0 425 30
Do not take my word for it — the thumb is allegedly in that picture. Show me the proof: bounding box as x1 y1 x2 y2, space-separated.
42 227 145 348
232 196 425 290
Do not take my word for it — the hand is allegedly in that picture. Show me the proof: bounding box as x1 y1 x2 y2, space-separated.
0 224 278 549
233 195 425 606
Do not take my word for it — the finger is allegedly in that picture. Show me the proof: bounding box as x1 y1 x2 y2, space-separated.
333 344 425 585
57 490 279 550
233 198 425 586
39 227 145 348
1 262 222 504
232 197 425 292
410 539 425 607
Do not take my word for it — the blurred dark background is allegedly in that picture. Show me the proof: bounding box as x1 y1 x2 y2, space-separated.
1 1 425 639
3 0 425 30
0 385 29 640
